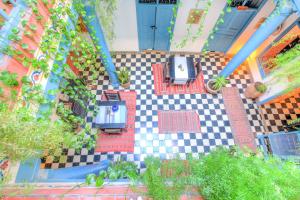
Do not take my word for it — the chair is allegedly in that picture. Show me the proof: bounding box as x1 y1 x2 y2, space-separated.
195 61 202 79
104 91 121 101
163 62 171 85
103 128 122 134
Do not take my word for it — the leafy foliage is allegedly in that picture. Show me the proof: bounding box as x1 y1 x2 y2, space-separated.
267 44 300 92
141 157 187 200
193 148 300 200
212 76 229 90
116 67 130 85
95 0 117 45
255 82 267 93
85 160 138 188
0 71 19 87
0 106 77 161
139 148 300 200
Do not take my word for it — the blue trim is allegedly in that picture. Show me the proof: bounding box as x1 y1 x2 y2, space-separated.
83 2 119 87
16 159 110 183
257 92 282 105
256 58 266 78
0 9 9 20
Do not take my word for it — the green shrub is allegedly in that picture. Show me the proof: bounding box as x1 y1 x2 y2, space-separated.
193 148 300 200
0 106 77 161
0 70 19 87
142 157 187 200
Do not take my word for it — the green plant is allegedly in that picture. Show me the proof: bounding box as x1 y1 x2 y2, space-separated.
29 24 37 32
0 87 4 96
85 160 138 188
116 67 130 85
95 0 117 45
0 106 79 161
141 157 187 200
255 82 267 93
287 117 300 126
266 44 300 92
212 76 229 90
0 70 19 87
192 148 300 200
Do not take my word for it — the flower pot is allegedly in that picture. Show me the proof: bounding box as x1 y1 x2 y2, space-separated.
121 81 130 89
205 79 220 95
244 83 264 99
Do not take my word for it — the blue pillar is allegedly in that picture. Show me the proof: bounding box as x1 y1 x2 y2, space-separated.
83 2 119 87
219 0 299 78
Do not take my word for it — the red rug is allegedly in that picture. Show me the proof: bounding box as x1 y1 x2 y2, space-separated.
158 110 201 134
95 91 136 153
152 63 206 95
222 87 256 152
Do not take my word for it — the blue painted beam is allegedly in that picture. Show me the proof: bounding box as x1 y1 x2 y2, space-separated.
219 0 299 78
0 9 9 20
82 1 119 87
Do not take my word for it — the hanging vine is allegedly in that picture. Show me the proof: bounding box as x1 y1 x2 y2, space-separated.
202 0 233 55
0 0 114 158
95 0 118 45
170 0 213 49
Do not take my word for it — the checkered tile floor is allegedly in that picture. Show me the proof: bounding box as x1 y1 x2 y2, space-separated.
41 52 266 170
260 94 300 133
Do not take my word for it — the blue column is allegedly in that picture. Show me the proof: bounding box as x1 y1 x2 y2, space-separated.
219 0 298 78
83 2 119 87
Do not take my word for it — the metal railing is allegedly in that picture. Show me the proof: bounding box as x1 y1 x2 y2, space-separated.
258 131 300 162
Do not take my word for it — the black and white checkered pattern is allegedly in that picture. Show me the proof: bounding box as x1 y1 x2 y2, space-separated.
260 94 300 133
41 52 266 170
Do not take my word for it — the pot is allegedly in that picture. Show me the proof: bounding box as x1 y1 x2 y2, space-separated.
244 83 263 99
205 79 220 95
121 81 130 89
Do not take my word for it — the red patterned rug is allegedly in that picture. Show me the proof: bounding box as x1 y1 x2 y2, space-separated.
152 63 206 95
95 91 136 153
158 110 201 134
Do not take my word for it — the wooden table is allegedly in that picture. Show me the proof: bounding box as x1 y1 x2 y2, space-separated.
169 56 196 85
94 101 127 131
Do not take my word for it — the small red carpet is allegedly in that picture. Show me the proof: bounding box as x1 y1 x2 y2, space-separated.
95 91 136 153
152 63 206 95
158 110 201 134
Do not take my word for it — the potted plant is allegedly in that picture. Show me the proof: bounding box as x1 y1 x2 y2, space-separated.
244 82 267 99
206 76 229 94
116 67 130 89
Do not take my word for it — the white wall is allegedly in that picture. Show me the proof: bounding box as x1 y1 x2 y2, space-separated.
110 0 139 51
97 0 226 52
170 0 227 52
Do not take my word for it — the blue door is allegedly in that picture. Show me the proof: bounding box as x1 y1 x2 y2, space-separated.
205 7 257 52
136 0 176 51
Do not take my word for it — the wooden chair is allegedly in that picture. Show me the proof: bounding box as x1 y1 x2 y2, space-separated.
163 62 171 85
104 91 121 101
195 61 202 79
103 128 122 134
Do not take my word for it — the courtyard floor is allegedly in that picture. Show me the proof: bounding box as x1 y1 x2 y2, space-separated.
40 52 299 170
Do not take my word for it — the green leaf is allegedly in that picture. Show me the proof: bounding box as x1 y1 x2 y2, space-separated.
85 174 96 185
21 43 29 49
95 176 104 187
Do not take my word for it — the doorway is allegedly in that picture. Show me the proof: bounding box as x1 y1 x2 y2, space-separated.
136 0 177 51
